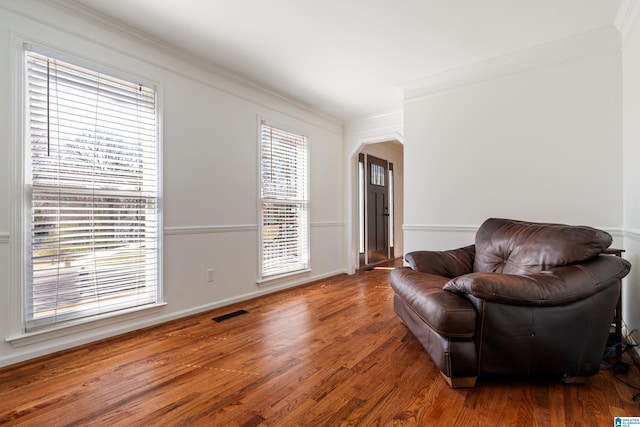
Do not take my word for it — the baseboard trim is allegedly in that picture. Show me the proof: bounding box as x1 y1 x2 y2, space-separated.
623 327 640 361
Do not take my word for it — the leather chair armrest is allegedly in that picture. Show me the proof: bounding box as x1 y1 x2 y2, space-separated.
443 255 630 307
406 245 475 278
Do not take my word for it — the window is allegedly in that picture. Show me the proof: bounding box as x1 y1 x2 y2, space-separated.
388 163 394 257
23 48 161 332
358 154 365 255
259 120 309 279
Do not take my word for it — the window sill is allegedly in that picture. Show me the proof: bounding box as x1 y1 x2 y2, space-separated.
6 302 167 348
257 269 312 287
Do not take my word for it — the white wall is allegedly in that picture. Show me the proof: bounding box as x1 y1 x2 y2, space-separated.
403 22 640 341
0 1 346 367
403 28 623 253
622 5 640 344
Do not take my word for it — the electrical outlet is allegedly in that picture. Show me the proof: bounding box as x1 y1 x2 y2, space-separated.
206 268 215 283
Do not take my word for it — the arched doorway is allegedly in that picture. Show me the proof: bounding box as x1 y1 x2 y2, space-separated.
356 140 404 268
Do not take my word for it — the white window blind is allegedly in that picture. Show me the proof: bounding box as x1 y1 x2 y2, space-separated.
259 121 309 279
25 50 160 331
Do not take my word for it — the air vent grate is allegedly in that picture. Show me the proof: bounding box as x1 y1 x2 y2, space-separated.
212 310 249 323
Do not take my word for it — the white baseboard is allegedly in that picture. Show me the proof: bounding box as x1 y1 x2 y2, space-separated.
624 327 640 360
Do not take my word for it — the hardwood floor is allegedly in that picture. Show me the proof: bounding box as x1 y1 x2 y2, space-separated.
1 262 640 426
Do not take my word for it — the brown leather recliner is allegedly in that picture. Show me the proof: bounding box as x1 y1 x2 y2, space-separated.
390 218 631 387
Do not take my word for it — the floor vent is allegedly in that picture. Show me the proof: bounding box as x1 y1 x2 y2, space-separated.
212 310 249 323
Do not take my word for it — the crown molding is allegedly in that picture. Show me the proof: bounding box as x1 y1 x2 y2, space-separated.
344 111 405 158
401 25 622 101
17 0 343 128
345 110 404 135
616 0 640 43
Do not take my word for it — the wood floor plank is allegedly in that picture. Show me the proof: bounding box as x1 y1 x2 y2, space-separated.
1 261 640 426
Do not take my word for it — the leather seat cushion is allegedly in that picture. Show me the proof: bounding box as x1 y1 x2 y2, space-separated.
390 268 476 338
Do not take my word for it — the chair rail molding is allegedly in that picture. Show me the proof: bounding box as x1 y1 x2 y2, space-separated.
404 224 624 240
623 228 640 242
311 221 346 228
402 224 479 234
0 232 8 244
163 222 344 236
163 224 257 236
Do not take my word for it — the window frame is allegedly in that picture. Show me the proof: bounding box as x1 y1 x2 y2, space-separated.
257 117 310 283
10 39 164 339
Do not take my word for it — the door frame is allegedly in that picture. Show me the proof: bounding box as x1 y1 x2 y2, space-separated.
352 139 403 271
359 153 392 266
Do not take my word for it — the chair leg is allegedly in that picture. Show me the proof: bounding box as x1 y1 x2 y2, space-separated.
441 372 477 388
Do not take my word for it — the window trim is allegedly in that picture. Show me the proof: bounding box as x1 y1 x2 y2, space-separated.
9 36 164 340
257 116 310 284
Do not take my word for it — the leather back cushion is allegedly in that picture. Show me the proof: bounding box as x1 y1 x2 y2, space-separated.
473 218 612 274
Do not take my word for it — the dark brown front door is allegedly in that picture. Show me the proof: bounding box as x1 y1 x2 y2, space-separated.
366 155 389 264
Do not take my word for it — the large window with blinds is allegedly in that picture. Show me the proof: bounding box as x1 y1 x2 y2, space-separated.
23 48 161 331
259 120 309 280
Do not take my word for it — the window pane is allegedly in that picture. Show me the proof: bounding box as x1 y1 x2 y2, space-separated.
25 50 160 331
259 122 308 278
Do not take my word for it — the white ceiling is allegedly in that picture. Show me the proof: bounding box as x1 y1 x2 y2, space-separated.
72 0 622 122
